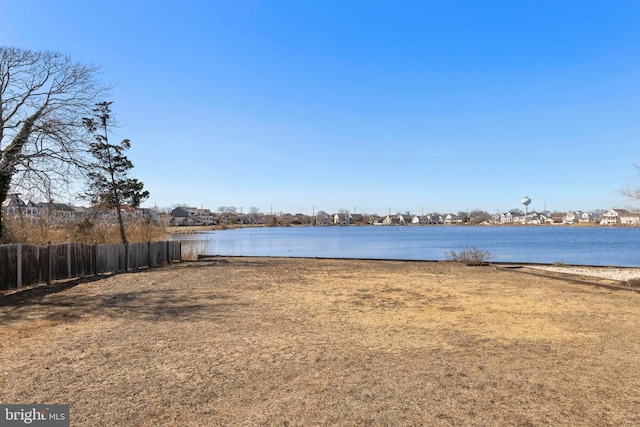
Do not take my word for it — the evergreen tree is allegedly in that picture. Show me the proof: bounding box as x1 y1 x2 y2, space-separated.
83 102 149 244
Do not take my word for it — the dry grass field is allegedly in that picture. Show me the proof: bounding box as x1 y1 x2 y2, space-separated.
1 257 640 426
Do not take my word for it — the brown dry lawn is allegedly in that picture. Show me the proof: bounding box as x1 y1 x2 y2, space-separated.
1 257 640 426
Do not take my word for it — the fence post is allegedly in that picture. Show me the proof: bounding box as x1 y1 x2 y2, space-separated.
179 241 182 262
147 241 152 268
16 243 22 288
125 243 129 271
166 240 170 264
67 242 72 279
93 243 98 276
47 241 52 285
35 243 40 285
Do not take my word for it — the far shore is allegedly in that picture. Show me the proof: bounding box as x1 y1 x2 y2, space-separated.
165 221 620 235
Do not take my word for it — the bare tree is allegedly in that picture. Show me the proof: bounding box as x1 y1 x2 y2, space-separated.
0 47 107 238
217 206 237 214
469 209 492 224
622 164 640 209
457 211 470 224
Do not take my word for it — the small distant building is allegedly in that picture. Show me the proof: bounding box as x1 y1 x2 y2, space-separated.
605 209 640 226
444 214 458 224
500 212 513 224
3 195 27 219
333 213 352 225
3 195 40 223
548 213 565 224
37 202 78 223
315 211 331 226
527 212 546 224
425 213 443 224
563 211 582 224
351 214 364 224
170 206 198 226
382 214 407 225
369 214 384 225
196 209 215 225
170 206 215 226
599 209 628 226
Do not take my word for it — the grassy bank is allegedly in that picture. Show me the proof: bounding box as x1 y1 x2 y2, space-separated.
1 257 639 425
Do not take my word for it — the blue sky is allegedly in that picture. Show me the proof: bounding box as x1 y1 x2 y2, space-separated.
2 1 640 215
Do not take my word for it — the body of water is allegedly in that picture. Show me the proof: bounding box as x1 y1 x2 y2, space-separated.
170 225 640 267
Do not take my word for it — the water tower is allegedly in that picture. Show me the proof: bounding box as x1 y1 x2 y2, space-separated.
521 196 531 215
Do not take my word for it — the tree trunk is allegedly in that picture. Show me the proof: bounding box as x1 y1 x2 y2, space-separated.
0 108 45 239
0 174 10 240
116 205 128 245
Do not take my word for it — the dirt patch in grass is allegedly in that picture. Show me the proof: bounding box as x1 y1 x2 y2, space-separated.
2 257 640 426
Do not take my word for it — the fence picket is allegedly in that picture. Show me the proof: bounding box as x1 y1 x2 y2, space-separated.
16 244 22 288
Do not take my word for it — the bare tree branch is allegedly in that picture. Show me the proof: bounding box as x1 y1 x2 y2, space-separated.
0 46 109 238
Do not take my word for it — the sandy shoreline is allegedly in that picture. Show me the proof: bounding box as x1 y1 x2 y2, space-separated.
523 264 640 281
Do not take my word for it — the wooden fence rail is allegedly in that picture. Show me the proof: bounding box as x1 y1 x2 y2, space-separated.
0 241 182 291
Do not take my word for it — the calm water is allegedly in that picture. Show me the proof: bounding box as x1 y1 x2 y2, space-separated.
170 226 640 267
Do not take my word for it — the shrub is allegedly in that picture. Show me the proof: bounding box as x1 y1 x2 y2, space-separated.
553 261 568 267
180 239 214 261
446 246 494 266
2 217 167 245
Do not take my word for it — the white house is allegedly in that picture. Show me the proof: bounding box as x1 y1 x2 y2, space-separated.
444 214 459 224
500 212 513 224
527 213 546 224
333 213 352 225
598 209 640 226
600 209 625 225
563 211 582 224
3 195 39 223
620 211 640 225
579 212 592 223
382 214 406 225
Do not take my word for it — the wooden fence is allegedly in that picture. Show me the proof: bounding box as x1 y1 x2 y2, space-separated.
0 241 182 291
